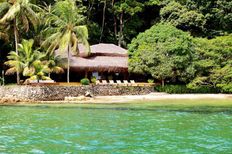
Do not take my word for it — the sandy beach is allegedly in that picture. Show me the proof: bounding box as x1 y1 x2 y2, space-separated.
37 93 232 104
1 93 232 105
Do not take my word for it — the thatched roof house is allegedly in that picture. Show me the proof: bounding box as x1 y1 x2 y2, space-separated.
70 43 128 73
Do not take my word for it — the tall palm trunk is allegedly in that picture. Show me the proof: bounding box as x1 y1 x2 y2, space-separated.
14 18 20 84
99 0 106 42
113 16 117 41
67 43 71 83
118 12 124 47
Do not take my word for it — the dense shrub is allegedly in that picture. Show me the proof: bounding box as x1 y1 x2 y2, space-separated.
91 77 97 84
80 78 90 85
155 85 219 94
147 79 154 83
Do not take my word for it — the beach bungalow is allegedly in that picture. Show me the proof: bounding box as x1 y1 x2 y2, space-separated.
57 43 128 81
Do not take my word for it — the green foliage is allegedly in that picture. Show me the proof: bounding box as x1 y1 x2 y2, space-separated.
25 60 51 82
129 23 195 85
5 39 44 76
91 76 97 84
42 0 89 56
182 0 232 35
0 0 232 91
45 52 65 75
80 78 90 85
188 35 232 93
42 0 90 83
147 79 154 83
155 84 219 94
113 0 144 15
5 39 42 79
4 39 64 82
0 0 40 32
112 0 145 46
160 1 206 35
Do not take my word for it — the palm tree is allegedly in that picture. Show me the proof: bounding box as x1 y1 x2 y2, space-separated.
5 39 44 77
42 0 90 83
0 0 39 84
5 39 66 83
25 60 51 83
45 52 65 78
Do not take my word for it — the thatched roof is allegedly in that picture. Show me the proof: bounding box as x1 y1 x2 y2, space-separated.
70 56 128 72
78 43 127 57
57 43 128 72
91 43 127 57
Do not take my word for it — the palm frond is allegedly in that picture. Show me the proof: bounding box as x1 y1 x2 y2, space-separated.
0 31 9 42
24 5 39 30
74 25 89 41
58 31 71 52
20 14 29 31
41 32 61 49
71 33 78 54
42 76 51 80
5 67 17 75
0 2 10 18
52 66 64 74
4 59 17 65
27 75 37 80
22 66 35 77
0 2 20 23
74 25 90 55
47 42 59 54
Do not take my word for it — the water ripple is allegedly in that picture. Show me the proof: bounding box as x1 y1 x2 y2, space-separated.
0 104 232 153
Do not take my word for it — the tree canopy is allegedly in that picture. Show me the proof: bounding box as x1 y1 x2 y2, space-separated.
129 23 195 86
188 35 232 92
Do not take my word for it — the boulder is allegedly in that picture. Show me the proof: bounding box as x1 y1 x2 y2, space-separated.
85 91 93 97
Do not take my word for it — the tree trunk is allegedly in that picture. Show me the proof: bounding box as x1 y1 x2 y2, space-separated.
87 1 94 21
111 0 117 41
113 15 118 41
162 79 165 87
99 0 106 42
118 12 124 47
67 43 71 83
14 18 20 84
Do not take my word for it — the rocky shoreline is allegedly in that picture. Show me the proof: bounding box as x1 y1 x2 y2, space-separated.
0 85 154 102
1 93 232 105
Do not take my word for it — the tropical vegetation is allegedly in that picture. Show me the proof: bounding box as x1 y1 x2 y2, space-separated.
5 39 64 83
0 0 40 84
0 0 231 93
42 0 89 82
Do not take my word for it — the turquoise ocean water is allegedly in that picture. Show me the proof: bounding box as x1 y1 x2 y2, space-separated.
0 100 232 153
